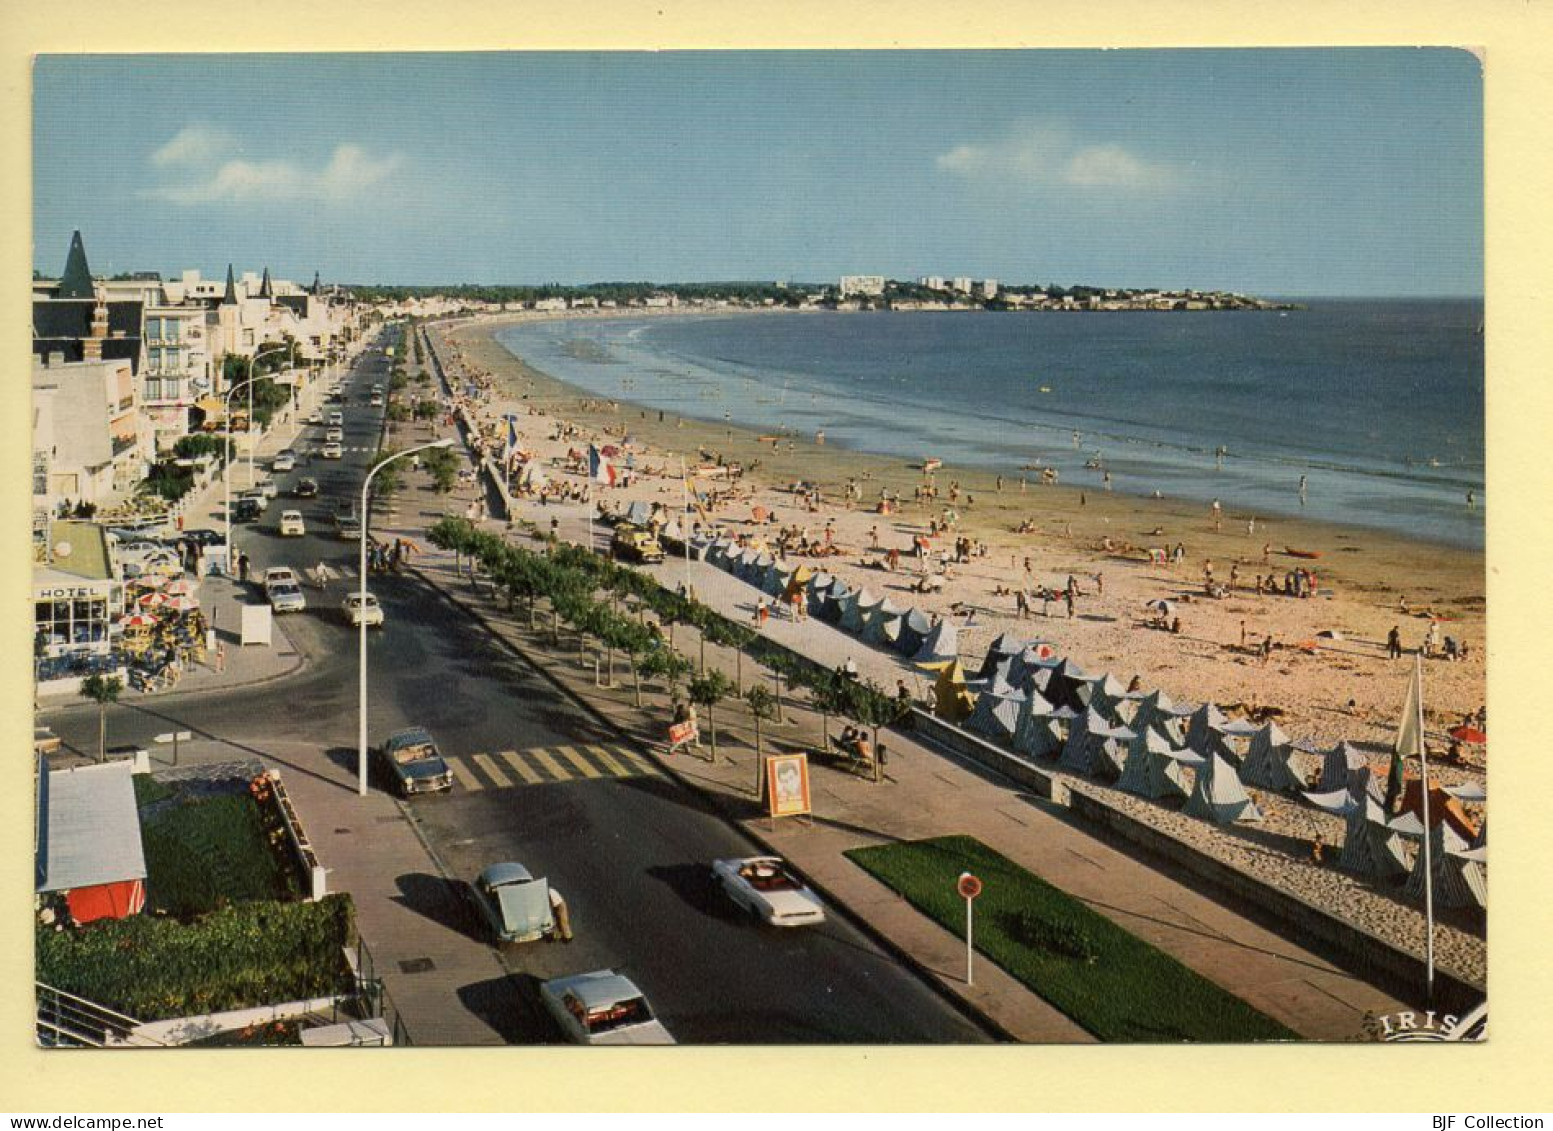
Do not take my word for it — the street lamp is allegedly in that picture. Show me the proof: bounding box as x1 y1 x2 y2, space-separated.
221 375 265 576
357 437 456 796
244 341 298 488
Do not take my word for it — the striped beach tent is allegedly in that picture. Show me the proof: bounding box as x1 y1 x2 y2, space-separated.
1318 742 1385 806
1058 708 1134 779
912 618 960 670
931 660 975 723
1117 728 1192 803
762 562 792 598
1007 642 1060 689
977 633 1028 680
840 588 881 635
896 608 934 656
1084 674 1133 726
1129 690 1190 746
1185 703 1239 766
861 599 906 648
1012 692 1065 760
806 571 834 615
1240 722 1305 793
819 580 853 623
966 688 1026 743
1404 822 1487 910
1042 659 1093 713
1182 752 1263 824
1338 798 1412 882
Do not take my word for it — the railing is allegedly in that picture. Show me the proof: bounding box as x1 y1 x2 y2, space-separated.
35 982 165 1048
350 938 414 1046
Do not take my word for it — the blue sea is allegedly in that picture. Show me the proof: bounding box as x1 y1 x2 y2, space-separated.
496 300 1485 549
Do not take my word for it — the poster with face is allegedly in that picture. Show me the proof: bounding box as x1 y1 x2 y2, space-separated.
767 753 811 819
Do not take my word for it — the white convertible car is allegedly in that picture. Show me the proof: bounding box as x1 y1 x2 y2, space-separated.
711 856 825 927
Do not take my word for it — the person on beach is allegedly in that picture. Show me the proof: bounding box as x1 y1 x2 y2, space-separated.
1240 620 1248 650
1016 589 1030 618
1211 499 1223 531
1424 620 1439 657
755 599 770 630
1066 589 1076 619
1260 635 1274 664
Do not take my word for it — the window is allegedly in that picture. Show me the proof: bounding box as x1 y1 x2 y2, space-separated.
143 378 162 401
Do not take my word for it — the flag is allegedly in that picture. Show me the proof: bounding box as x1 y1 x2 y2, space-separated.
503 415 520 462
1388 663 1422 816
589 444 617 486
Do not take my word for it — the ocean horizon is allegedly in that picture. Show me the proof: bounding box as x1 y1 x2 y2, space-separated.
495 298 1485 549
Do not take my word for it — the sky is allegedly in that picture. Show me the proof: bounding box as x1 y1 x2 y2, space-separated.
32 50 1482 296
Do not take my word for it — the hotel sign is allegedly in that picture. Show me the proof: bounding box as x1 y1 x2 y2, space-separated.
34 583 110 601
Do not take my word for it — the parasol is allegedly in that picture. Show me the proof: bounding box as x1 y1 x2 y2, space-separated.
1448 725 1487 745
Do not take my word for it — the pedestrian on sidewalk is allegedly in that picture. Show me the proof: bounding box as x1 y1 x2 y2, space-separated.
237 553 250 584
213 643 226 674
755 599 770 630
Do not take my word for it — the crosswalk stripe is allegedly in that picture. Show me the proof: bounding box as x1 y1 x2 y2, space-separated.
496 749 546 785
449 759 485 792
527 747 572 781
580 744 632 776
552 745 603 779
472 753 516 789
612 744 665 778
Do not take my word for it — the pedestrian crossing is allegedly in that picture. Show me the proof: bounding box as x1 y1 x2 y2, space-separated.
444 743 665 791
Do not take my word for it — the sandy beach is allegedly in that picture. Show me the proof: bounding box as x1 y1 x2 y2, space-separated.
435 310 1487 979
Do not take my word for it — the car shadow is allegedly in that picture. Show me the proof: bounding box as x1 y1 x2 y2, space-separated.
389 871 485 942
454 974 557 1045
644 862 741 922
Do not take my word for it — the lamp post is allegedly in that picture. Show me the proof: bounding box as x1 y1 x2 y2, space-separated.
357 437 456 796
221 375 264 577
244 341 298 488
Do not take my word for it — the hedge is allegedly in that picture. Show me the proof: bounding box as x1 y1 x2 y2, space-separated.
37 896 356 1022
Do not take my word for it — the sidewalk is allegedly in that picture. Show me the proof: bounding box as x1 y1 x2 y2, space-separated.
400 327 1416 1041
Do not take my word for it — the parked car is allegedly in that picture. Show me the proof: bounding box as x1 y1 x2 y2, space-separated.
294 477 320 499
539 971 673 1046
305 409 324 425
232 497 263 524
238 489 269 513
272 451 297 473
278 510 306 537
711 856 825 927
266 580 307 614
178 528 225 548
610 523 665 564
321 442 344 459
468 863 561 944
375 728 454 796
342 591 384 627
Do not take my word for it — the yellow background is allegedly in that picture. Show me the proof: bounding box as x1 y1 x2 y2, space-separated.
2 1 1548 1112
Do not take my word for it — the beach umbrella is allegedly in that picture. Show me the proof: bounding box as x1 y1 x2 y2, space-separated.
119 613 157 629
1448 725 1487 745
751 505 771 524
1145 598 1175 616
161 579 196 596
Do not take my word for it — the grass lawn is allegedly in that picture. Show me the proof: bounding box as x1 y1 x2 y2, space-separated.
137 779 301 919
845 834 1297 1042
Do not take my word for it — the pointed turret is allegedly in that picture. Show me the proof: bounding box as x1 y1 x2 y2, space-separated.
259 267 273 299
311 271 321 296
58 230 95 299
221 264 238 305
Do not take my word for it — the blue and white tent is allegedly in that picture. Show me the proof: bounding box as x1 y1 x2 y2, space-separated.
1182 752 1262 824
966 688 1027 743
1117 728 1193 802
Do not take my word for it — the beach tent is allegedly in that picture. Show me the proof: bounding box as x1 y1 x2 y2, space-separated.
913 618 960 670
1117 729 1192 803
1185 703 1239 767
1404 822 1487 910
1042 659 1093 713
977 633 1028 681
1084 674 1134 726
932 660 975 723
1318 742 1386 806
1338 798 1413 882
1012 693 1065 761
978 657 1021 697
966 688 1027 743
625 501 654 527
861 599 906 648
1240 723 1306 794
819 580 853 623
1182 752 1263 824
1007 642 1059 689
897 608 934 657
1395 780 1480 842
704 541 729 569
749 552 775 583
782 564 814 603
806 572 834 616
1129 690 1190 746
1303 788 1360 817
1058 708 1134 779
762 562 792 598
841 589 882 635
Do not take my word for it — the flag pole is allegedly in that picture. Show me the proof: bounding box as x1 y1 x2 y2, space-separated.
1415 652 1436 1005
680 457 691 590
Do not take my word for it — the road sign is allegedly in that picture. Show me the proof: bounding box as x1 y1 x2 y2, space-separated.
155 730 193 766
958 872 982 985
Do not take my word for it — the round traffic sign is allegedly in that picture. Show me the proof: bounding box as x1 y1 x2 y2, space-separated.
957 872 983 900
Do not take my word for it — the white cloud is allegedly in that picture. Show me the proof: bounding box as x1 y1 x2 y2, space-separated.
145 133 406 205
150 124 236 168
936 119 1178 191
